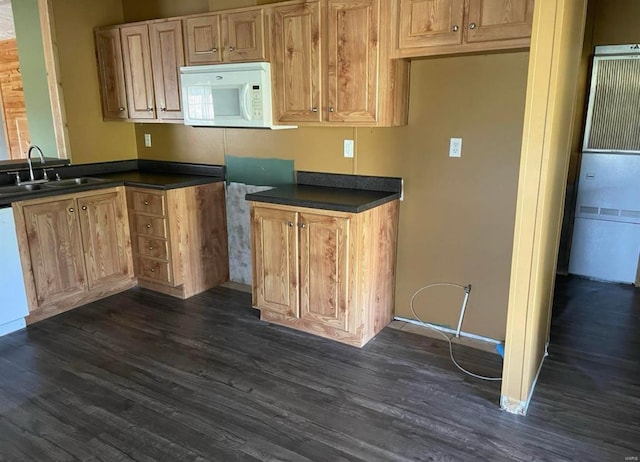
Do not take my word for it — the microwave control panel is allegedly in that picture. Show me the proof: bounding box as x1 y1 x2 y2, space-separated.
250 85 263 119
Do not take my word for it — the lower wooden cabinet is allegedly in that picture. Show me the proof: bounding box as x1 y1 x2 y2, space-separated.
250 200 399 347
12 187 135 323
126 182 229 299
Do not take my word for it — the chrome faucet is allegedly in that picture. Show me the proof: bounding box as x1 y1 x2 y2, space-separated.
27 145 46 182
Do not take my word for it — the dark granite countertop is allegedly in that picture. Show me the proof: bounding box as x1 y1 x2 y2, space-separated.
0 160 224 208
246 184 401 213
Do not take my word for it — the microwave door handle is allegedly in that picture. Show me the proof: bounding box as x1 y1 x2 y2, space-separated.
241 84 252 121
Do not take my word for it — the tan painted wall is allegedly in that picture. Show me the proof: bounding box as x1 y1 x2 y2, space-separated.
136 53 529 341
501 0 588 413
51 0 137 164
122 0 209 22
592 0 640 45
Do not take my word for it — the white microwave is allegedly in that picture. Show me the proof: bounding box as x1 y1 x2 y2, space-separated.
179 62 295 129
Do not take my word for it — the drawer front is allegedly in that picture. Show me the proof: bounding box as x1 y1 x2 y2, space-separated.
134 215 167 238
137 235 168 259
138 258 171 283
131 190 165 215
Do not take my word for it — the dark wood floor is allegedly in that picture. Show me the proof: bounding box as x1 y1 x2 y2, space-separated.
0 276 638 461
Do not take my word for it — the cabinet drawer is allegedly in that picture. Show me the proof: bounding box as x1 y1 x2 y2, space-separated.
131 191 165 215
134 215 167 238
138 258 171 283
137 236 168 260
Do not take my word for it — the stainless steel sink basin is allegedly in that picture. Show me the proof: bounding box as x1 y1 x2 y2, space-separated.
0 183 44 196
43 177 105 187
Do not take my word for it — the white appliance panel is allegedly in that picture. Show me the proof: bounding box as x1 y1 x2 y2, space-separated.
569 217 640 284
0 207 29 336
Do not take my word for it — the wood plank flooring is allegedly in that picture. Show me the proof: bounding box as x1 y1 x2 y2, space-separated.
0 276 638 461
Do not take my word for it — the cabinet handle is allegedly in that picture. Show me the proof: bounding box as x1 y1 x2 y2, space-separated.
311 107 318 112
68 207 74 213
81 206 87 211
452 25 459 32
288 221 294 227
328 107 334 113
469 22 477 30
144 200 149 205
146 224 151 229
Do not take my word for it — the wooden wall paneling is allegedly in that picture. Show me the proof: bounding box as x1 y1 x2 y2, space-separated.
0 39 30 158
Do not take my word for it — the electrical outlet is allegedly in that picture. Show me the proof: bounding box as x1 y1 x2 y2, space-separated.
449 137 462 157
144 133 152 147
343 139 354 158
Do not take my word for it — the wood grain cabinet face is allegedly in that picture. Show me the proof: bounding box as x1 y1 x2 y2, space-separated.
395 0 534 57
252 206 299 318
398 0 465 49
149 20 185 120
250 200 400 348
271 1 322 123
184 10 266 65
184 14 223 65
120 24 155 119
299 212 350 331
271 0 409 126
95 28 128 119
13 188 134 322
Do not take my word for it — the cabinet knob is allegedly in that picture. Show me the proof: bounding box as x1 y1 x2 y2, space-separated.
146 224 151 229
148 246 153 250
469 22 477 30
81 206 87 211
147 107 154 112
329 107 334 113
228 46 234 52
68 207 74 213
150 268 155 272
452 25 459 32
212 47 218 53
119 107 125 111
299 223 306 229
144 200 149 205
288 221 294 227
311 107 318 112
160 107 166 112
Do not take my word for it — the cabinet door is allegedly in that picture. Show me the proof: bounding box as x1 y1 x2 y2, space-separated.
252 207 299 318
272 1 322 123
299 212 350 331
78 191 132 290
21 198 86 308
465 0 534 44
397 0 465 49
95 28 128 119
223 9 266 63
149 20 185 120
327 0 378 123
121 24 155 119
184 14 223 65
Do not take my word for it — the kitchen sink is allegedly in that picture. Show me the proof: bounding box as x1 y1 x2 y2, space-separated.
0 184 44 196
43 177 106 187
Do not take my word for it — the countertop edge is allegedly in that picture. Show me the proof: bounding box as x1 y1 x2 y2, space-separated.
246 190 400 213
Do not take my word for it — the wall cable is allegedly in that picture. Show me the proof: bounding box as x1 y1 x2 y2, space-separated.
409 282 502 381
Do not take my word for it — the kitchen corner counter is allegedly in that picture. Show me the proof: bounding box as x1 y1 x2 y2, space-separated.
95 171 223 190
246 184 400 213
245 171 402 213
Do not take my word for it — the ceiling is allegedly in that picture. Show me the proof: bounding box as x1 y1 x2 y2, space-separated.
0 0 15 41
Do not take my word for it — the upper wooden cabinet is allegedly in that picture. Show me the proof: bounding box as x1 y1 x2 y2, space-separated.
184 9 267 65
95 28 128 119
96 20 185 122
394 0 534 58
271 0 409 127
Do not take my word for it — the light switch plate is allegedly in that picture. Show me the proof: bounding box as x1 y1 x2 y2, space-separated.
344 139 354 158
144 133 152 147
